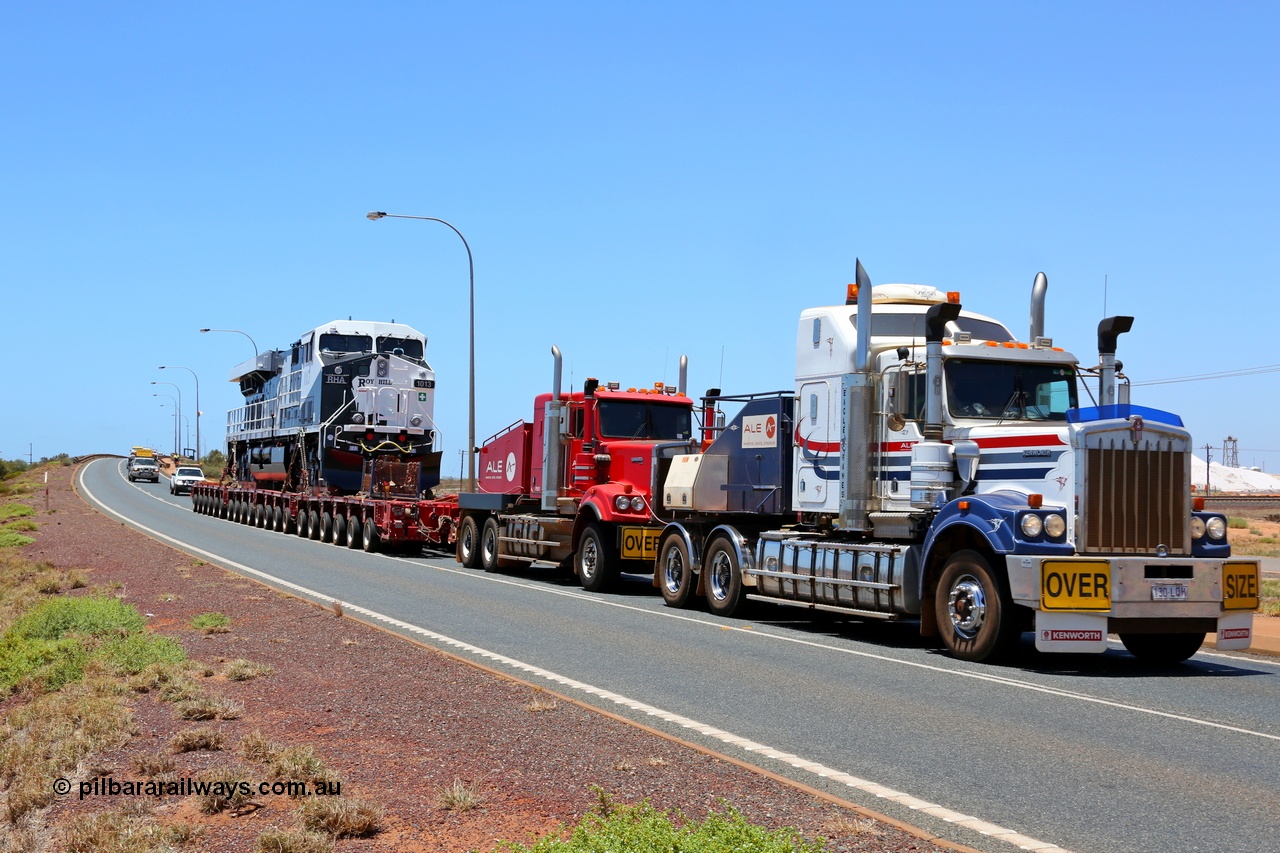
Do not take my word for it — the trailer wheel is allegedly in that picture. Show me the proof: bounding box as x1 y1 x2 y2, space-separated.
935 550 1021 662
361 518 379 552
346 516 362 548
294 509 308 537
703 536 744 616
320 511 333 543
1119 632 1205 664
457 516 481 568
577 523 619 592
257 504 269 528
658 531 694 608
333 513 347 546
270 506 282 532
283 508 296 534
307 509 321 540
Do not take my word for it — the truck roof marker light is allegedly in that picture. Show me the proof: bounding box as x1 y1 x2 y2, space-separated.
985 341 999 347
846 283 859 304
947 291 961 304
1028 493 1044 508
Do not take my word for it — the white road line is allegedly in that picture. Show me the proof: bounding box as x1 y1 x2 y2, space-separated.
78 460 1076 852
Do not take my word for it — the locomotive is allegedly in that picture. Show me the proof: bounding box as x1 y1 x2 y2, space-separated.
225 319 442 496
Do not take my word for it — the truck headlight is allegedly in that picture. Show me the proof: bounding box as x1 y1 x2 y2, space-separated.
1020 514 1043 537
352 412 365 424
1044 513 1066 539
1190 517 1206 539
630 496 645 512
1206 517 1226 540
615 495 630 511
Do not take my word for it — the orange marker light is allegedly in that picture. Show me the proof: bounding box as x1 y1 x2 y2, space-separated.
1193 497 1206 511
846 283 859 304
958 500 970 511
947 291 961 304
1028 494 1044 508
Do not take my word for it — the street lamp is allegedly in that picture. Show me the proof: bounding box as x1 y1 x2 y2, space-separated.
153 394 178 456
367 210 477 492
159 365 201 461
150 381 182 451
199 328 259 359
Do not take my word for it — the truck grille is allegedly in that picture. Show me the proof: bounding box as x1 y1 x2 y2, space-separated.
1082 441 1189 554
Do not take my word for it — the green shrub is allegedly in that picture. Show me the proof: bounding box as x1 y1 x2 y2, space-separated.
102 632 188 675
0 530 35 548
496 795 827 853
8 595 145 640
4 519 37 532
0 504 35 520
191 612 231 633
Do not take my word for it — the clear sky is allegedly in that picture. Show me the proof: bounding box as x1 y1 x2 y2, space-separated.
3 2 1277 473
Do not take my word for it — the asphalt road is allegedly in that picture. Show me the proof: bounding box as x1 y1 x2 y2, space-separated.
80 459 1280 853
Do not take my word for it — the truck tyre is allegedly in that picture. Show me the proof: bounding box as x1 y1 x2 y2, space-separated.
320 511 333 543
577 522 619 592
346 515 361 548
362 518 379 552
935 550 1021 662
332 513 347 546
255 504 267 528
306 509 320 539
457 516 481 568
703 536 745 616
658 531 695 608
1119 632 1205 664
273 506 284 532
480 517 506 573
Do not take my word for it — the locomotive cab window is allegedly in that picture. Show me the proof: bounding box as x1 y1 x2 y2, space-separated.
376 336 424 361
319 333 372 360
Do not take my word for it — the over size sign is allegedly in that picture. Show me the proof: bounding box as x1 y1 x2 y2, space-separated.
1041 561 1112 611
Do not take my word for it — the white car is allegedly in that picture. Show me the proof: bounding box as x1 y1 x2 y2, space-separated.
170 466 206 495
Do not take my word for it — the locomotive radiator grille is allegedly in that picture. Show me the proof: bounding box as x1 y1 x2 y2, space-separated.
1082 440 1189 554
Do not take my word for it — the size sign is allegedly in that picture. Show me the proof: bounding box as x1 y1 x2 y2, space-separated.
1041 561 1112 611
1223 562 1260 610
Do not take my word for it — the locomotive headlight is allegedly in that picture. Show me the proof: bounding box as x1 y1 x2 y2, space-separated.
377 358 389 378
1206 517 1227 540
615 495 630 511
1044 513 1066 539
630 496 645 512
1190 517 1207 539
351 412 365 424
1020 513 1043 538
410 415 423 427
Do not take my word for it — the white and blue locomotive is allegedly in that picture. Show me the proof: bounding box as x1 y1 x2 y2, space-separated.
225 320 442 495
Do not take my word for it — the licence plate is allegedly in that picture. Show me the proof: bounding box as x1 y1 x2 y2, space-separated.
1151 584 1188 601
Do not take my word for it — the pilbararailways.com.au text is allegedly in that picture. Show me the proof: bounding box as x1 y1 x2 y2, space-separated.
53 776 342 800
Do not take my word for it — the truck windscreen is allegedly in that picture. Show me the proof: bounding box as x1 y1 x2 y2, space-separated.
597 400 692 440
945 359 1077 421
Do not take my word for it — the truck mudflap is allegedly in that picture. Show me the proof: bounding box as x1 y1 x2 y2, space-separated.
1007 555 1260 653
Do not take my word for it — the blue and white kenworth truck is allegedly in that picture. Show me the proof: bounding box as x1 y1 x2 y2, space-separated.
653 263 1260 662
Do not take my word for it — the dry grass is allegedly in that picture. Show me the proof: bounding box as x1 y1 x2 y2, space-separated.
268 746 342 795
524 688 558 712
176 696 243 721
129 751 175 777
196 768 255 815
1227 513 1280 558
169 726 225 753
297 797 383 838
240 729 280 763
254 829 334 853
823 813 885 838
435 778 483 811
57 803 202 852
223 658 273 681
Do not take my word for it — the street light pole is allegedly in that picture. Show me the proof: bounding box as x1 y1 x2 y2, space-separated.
367 211 476 492
199 328 259 359
154 394 178 456
159 365 201 461
150 381 182 453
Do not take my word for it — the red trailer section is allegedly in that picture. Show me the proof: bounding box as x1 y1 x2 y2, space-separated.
190 457 459 554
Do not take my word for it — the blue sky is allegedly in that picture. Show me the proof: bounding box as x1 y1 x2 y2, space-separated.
3 2 1277 472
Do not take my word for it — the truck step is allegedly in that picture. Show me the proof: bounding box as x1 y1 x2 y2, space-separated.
745 595 900 620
